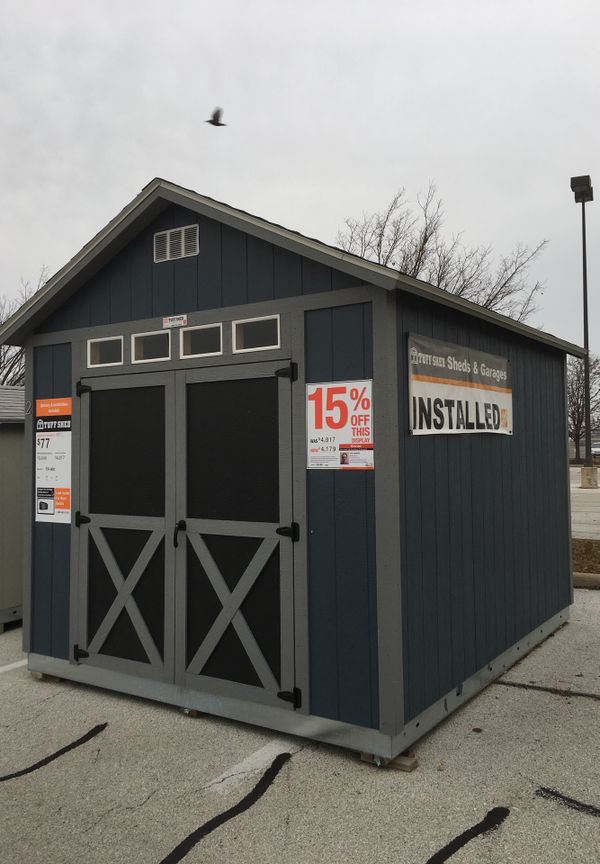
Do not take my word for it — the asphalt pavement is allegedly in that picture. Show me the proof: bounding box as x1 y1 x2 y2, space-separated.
571 466 600 540
1 590 599 864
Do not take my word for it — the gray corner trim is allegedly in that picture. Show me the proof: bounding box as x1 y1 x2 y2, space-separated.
26 652 396 758
0 177 583 359
372 291 404 735
564 359 575 604
290 307 310 713
392 605 571 755
21 342 34 652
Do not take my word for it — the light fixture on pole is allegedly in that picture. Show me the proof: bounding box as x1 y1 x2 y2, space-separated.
570 174 596 484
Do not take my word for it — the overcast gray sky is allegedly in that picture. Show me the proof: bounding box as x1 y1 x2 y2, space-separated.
1 0 598 347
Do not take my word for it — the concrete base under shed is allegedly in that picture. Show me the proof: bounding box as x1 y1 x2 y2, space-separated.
27 606 570 760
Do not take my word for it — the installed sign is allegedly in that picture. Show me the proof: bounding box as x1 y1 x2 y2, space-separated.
35 397 72 523
306 380 374 469
408 335 512 436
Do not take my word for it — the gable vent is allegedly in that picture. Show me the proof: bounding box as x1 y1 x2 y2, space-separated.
154 224 199 263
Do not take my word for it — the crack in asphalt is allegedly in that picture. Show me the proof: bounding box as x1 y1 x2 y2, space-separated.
83 789 158 833
495 680 600 702
425 807 510 864
0 723 108 782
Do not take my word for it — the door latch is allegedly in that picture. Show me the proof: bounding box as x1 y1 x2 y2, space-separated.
276 523 299 542
173 520 187 548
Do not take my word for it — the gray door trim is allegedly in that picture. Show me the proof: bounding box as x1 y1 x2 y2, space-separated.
174 360 296 709
76 370 176 682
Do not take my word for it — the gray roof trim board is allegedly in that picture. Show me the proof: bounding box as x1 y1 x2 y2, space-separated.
0 385 25 423
0 177 585 357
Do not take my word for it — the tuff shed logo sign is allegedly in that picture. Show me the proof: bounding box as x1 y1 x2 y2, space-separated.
408 335 513 436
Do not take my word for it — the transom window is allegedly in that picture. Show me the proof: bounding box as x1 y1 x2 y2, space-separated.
87 336 123 368
180 324 222 358
131 330 171 363
232 316 280 353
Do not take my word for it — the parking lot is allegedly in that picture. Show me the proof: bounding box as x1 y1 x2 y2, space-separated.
0 590 599 864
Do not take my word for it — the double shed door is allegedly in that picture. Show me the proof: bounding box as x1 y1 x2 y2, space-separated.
76 362 296 710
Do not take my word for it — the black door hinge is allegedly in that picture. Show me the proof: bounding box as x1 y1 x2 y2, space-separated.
277 687 302 709
276 522 299 542
76 381 92 397
275 362 297 382
75 511 91 527
73 644 89 662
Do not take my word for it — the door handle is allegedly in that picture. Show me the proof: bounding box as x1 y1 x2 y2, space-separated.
173 520 186 548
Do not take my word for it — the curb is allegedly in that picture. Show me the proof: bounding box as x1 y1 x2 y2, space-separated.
573 572 600 589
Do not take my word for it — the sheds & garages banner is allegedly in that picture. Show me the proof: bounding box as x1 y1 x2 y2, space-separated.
408 335 512 436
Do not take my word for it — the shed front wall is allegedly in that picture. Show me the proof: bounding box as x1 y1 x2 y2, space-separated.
396 293 571 723
25 205 381 736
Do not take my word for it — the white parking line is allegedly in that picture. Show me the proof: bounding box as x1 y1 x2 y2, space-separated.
204 739 302 795
0 659 27 675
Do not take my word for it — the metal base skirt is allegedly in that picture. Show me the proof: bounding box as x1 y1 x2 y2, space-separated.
27 605 570 760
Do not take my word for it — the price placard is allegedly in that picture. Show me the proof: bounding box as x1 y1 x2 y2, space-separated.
35 397 72 523
306 380 374 470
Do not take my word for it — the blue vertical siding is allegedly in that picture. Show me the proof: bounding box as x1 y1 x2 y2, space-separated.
397 294 571 722
305 303 379 730
32 343 72 660
37 205 364 332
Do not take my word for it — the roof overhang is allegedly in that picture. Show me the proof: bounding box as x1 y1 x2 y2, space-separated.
0 178 585 357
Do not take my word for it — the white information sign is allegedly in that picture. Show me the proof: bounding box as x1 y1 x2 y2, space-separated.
35 397 72 523
163 314 188 328
408 335 513 436
306 380 374 469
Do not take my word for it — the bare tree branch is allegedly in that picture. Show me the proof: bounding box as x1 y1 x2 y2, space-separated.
0 267 47 386
337 185 546 322
567 354 600 460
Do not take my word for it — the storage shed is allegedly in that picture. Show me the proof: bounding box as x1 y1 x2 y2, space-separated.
0 385 25 632
0 179 580 759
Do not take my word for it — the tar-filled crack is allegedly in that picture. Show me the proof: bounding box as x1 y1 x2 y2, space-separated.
495 680 600 702
536 787 600 818
158 752 292 864
0 722 108 782
425 806 510 863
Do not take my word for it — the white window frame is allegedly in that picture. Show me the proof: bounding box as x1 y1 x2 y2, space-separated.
180 323 223 359
131 329 172 364
153 224 199 263
87 335 124 368
232 314 281 354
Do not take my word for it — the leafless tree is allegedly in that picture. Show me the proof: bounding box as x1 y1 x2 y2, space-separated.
336 184 547 322
567 354 600 460
0 267 47 386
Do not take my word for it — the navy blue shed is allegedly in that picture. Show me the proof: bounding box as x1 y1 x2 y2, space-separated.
0 178 580 759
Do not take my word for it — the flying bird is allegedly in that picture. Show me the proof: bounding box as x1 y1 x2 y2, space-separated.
206 107 226 127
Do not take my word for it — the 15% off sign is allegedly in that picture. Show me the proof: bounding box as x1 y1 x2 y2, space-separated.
306 380 374 469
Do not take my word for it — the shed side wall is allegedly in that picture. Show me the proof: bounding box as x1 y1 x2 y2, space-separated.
37 205 362 333
31 344 72 659
397 294 571 723
305 303 379 729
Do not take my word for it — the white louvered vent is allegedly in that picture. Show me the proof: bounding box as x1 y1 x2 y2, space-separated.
153 224 199 263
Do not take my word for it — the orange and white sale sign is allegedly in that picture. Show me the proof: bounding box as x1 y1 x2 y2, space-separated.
35 397 72 523
306 380 374 470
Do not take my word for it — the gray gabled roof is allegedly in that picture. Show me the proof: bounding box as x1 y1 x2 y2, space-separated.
0 385 25 423
0 177 585 356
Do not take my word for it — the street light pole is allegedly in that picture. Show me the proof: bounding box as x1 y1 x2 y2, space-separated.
581 198 593 466
570 175 594 473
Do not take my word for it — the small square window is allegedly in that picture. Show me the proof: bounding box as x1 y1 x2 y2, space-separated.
132 330 171 363
233 316 280 353
181 324 222 358
88 337 123 368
